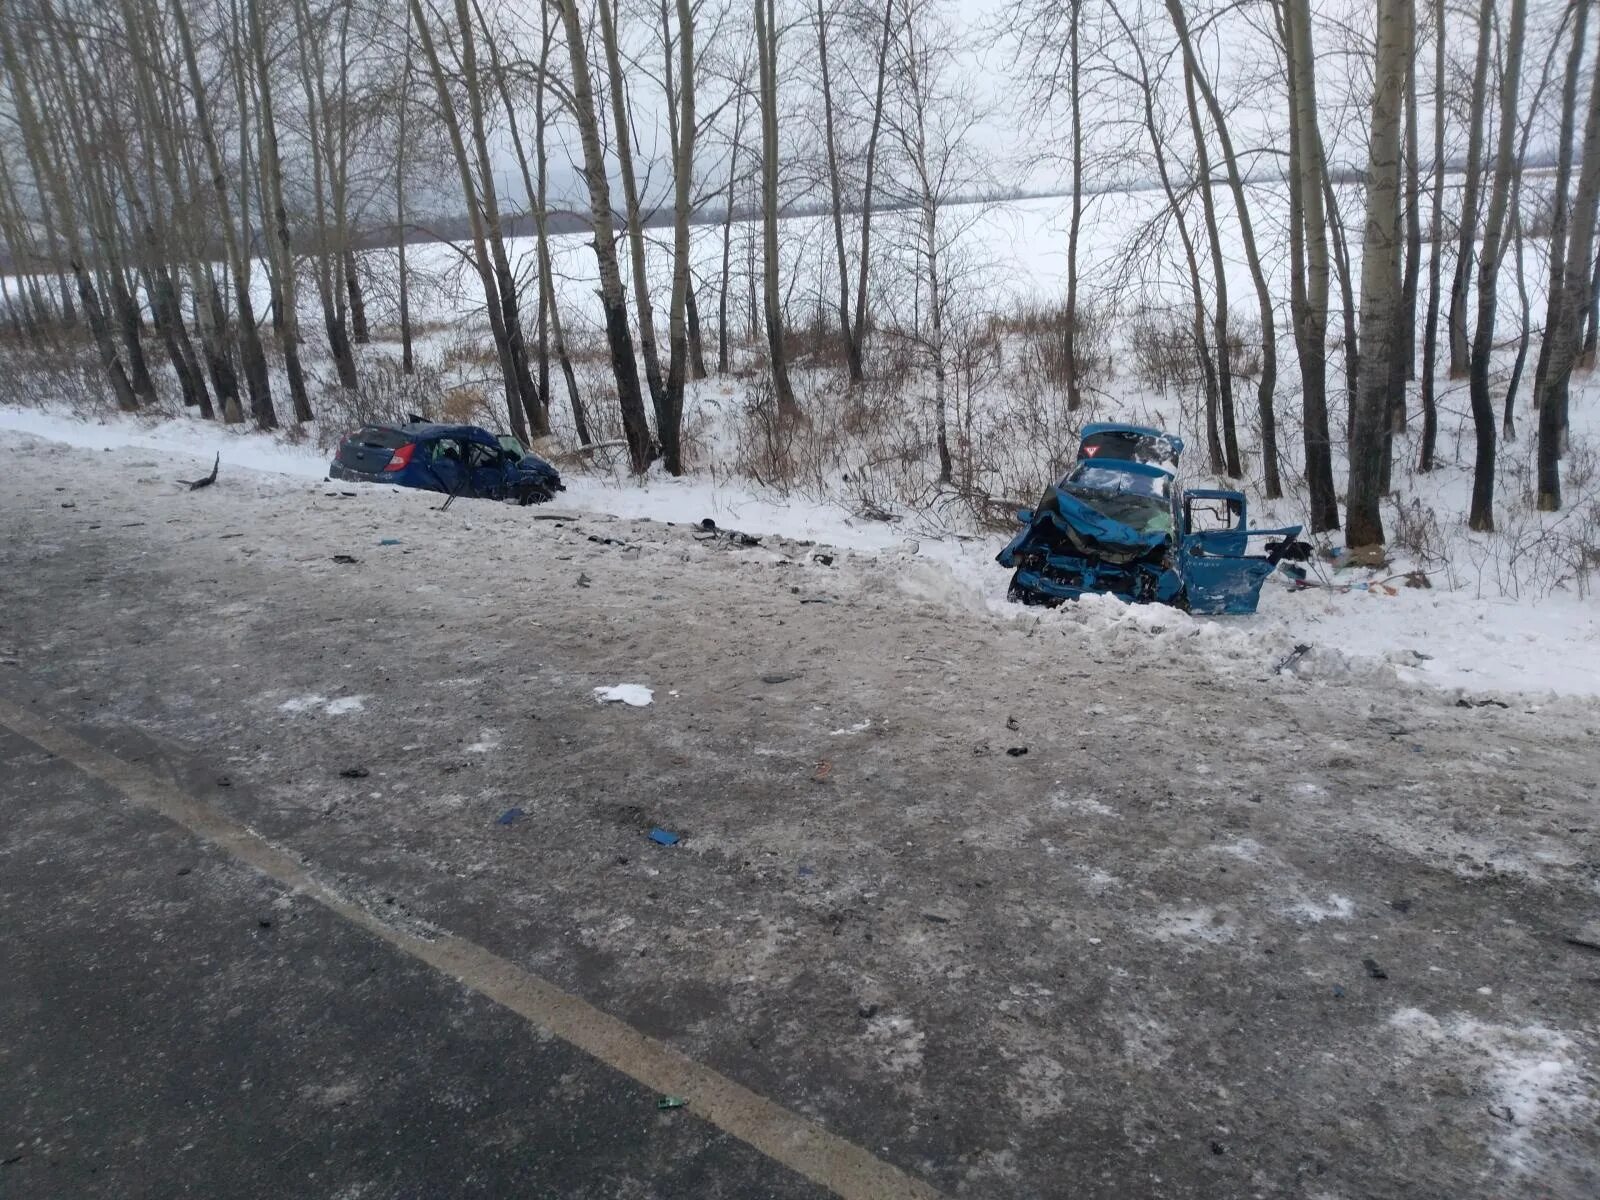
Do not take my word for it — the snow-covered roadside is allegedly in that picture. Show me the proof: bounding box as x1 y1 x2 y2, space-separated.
4 402 1598 702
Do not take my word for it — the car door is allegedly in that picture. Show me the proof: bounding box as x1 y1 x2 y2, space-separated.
422 437 466 495
466 440 509 499
1180 492 1273 614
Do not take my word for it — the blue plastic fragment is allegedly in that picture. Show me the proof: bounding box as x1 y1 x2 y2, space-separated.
798 864 815 877
648 827 680 846
378 538 403 546
496 807 526 826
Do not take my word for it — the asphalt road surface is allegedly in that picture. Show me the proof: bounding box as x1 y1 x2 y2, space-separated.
3 437 1598 1199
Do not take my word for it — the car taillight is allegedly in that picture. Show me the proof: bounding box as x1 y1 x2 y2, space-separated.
384 443 416 472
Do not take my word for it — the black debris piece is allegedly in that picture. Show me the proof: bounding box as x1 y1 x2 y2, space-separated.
696 517 761 546
181 454 220 490
1274 643 1313 675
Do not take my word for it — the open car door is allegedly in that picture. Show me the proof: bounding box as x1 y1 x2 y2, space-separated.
1178 490 1304 614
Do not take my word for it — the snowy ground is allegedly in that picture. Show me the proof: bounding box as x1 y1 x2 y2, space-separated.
6 401 1598 702
3 431 1598 1197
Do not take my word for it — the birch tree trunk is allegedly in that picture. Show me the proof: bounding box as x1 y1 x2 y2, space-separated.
1285 0 1339 531
287 0 360 392
1500 15 1565 440
599 0 667 427
1418 0 1447 471
717 78 746 376
755 0 800 417
657 0 706 382
247 0 312 422
554 0 654 470
851 0 898 375
662 0 697 474
816 0 862 382
1348 0 1411 547
1536 38 1600 509
1399 24 1421 390
1178 59 1238 477
535 0 587 440
1465 0 1526 532
1447 0 1493 379
1532 0 1589 400
1064 0 1084 414
397 6 414 375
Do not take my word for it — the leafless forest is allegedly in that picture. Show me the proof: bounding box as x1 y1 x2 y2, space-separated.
1 0 1598 548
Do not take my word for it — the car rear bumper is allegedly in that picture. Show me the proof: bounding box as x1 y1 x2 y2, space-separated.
329 462 387 484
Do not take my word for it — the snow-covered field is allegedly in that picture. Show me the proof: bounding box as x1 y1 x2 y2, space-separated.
6 399 1598 702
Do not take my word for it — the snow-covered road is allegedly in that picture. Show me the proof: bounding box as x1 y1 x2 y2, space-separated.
3 431 1598 1196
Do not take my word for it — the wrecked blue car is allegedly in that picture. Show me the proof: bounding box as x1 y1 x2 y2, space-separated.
997 423 1309 615
330 422 562 505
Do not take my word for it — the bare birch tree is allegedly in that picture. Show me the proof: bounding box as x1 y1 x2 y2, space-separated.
662 0 698 473
1464 0 1526 532
1536 20 1600 510
1283 0 1338 530
754 0 800 416
554 0 654 469
1446 0 1494 379
1348 0 1411 547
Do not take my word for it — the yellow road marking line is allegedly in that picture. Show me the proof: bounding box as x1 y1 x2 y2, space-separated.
0 697 946 1200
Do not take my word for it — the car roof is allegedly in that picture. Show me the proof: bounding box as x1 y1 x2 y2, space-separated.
1071 458 1173 482
1081 421 1180 443
1080 422 1185 456
364 422 501 445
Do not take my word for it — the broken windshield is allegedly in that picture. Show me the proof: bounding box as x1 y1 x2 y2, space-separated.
1061 465 1172 534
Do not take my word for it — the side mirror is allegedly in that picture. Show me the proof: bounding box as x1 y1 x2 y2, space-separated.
1016 508 1034 524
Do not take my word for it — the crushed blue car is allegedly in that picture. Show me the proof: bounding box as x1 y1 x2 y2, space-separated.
997 423 1309 615
329 422 563 505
